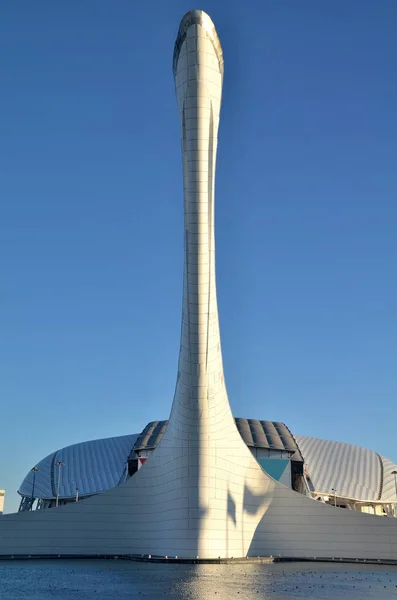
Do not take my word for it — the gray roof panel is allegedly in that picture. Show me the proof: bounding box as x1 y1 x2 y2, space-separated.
134 421 168 452
134 419 302 458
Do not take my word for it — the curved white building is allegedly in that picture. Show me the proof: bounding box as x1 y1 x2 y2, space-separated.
1 10 397 561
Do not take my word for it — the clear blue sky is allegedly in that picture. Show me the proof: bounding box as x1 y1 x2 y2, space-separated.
1 0 396 513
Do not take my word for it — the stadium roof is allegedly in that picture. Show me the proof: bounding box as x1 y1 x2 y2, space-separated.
18 423 397 505
134 419 302 458
18 434 138 500
296 435 397 503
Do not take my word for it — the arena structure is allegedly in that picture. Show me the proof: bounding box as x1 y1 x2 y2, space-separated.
18 421 397 518
1 10 397 560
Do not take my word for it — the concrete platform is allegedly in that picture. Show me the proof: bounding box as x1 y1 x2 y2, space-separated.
0 553 274 564
1 554 397 566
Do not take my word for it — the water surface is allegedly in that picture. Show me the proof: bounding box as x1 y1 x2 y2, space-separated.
1 560 397 599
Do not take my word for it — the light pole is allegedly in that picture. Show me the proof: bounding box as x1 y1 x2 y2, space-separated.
31 467 39 510
332 488 337 507
56 461 64 507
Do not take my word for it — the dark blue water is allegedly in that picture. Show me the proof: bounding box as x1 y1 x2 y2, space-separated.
1 560 397 599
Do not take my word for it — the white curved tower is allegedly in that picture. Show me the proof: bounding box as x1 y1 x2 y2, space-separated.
2 10 397 562
157 10 272 557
